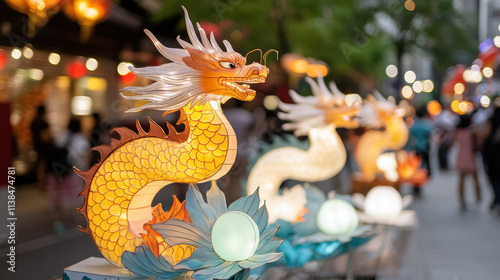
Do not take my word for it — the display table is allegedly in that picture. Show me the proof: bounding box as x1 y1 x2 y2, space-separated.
261 223 415 280
63 257 138 280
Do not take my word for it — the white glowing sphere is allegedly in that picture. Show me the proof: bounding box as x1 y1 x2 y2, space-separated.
211 211 259 261
364 186 402 220
316 199 359 236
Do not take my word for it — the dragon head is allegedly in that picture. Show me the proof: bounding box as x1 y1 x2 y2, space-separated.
278 75 360 136
360 92 406 128
121 6 269 113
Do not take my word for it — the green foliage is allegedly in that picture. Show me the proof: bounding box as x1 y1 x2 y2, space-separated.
152 0 476 90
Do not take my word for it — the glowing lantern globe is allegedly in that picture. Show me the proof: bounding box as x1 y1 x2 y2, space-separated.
364 186 402 220
64 0 112 42
211 211 260 262
316 199 359 236
5 0 66 37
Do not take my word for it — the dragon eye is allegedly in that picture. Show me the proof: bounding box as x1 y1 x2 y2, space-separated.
220 62 236 69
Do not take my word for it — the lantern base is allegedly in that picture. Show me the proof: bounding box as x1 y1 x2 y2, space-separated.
63 257 137 280
351 173 400 195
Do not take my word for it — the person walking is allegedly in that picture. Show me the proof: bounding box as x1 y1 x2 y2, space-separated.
452 114 481 210
46 118 90 232
481 103 500 213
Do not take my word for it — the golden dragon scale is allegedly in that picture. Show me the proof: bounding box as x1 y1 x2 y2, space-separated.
76 102 236 266
75 7 269 268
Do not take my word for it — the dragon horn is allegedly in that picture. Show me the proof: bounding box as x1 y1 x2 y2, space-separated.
182 6 206 52
316 74 332 99
329 81 345 97
210 32 223 53
196 22 215 53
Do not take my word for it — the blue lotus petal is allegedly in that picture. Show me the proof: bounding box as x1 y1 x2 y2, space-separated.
230 269 251 280
255 240 283 255
193 262 241 280
272 219 294 239
174 258 206 271
121 245 185 278
237 252 284 269
228 187 260 217
251 204 269 235
206 181 227 216
176 248 224 270
186 185 217 231
153 219 212 251
256 225 280 252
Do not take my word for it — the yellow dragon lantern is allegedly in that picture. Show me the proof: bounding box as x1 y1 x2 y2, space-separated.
247 75 359 224
354 92 408 182
75 7 270 268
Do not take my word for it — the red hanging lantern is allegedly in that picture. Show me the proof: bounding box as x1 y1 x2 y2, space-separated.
64 0 112 42
119 72 136 84
0 53 6 69
67 61 86 78
5 0 67 37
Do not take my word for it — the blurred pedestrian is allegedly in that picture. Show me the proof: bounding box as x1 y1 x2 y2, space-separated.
46 118 90 232
434 107 458 170
452 114 481 210
410 108 433 176
408 107 433 197
88 113 106 165
30 105 52 191
481 103 500 213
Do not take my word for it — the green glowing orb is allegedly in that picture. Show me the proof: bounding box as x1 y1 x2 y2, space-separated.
316 199 359 236
211 211 260 262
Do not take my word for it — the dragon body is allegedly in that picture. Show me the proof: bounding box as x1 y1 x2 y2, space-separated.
76 7 269 267
247 76 358 224
354 94 408 182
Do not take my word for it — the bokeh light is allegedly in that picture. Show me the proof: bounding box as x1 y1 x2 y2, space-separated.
11 48 21 59
404 0 415 11
306 63 328 77
23 46 33 59
454 83 465 94
71 96 93 115
48 53 60 65
117 62 134 75
423 80 434 92
412 81 423 93
482 67 493 78
404 70 416 83
480 95 490 108
0 53 5 69
29 69 44 80
386 64 398 78
426 100 442 116
494 36 500 48
86 58 98 71
263 95 279 110
451 100 460 113
402 85 413 99
290 59 308 74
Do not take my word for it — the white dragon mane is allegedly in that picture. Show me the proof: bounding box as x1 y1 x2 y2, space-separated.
278 75 348 136
121 7 240 113
359 91 405 128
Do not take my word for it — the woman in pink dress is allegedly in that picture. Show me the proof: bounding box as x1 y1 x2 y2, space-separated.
453 114 481 210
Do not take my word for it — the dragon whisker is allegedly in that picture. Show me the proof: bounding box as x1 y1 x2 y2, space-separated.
263 49 279 66
245 49 263 64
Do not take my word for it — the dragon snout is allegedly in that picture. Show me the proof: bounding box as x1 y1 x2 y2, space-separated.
247 62 269 78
